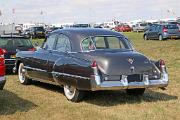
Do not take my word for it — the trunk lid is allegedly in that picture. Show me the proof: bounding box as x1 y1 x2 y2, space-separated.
83 50 153 75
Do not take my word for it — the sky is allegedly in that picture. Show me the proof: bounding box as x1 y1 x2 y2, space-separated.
0 0 180 24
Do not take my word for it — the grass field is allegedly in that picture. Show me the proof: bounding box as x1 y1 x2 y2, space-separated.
0 32 180 120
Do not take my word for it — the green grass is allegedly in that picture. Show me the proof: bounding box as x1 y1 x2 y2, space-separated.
0 32 180 120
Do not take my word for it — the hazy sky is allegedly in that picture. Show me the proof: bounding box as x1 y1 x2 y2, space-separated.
0 0 179 24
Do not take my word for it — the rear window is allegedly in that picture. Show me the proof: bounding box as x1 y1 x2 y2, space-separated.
81 36 133 51
164 25 178 29
0 38 33 48
140 23 147 26
35 27 44 31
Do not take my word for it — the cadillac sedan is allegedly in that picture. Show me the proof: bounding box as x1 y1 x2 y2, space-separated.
14 28 168 102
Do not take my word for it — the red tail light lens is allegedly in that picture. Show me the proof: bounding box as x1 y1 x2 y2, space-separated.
159 59 165 66
159 59 166 72
91 61 97 68
0 48 5 66
163 28 168 32
28 48 36 51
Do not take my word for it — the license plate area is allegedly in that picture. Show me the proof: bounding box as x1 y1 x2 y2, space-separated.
11 55 16 58
171 36 178 39
127 74 143 83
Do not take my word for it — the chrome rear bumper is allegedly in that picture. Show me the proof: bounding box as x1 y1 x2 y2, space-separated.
91 73 168 91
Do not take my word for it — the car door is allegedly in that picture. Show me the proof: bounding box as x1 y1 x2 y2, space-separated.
29 34 57 80
148 26 156 39
154 25 161 39
47 34 71 82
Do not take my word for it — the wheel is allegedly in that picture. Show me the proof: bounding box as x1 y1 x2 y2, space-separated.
144 35 148 40
158 35 163 40
126 88 145 96
18 63 31 85
64 85 84 102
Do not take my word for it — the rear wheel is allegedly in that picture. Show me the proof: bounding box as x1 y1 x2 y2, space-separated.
18 63 31 85
64 85 84 102
126 88 145 96
144 34 148 40
158 35 163 40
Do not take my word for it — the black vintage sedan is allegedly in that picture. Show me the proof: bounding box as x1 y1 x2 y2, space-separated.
14 28 168 102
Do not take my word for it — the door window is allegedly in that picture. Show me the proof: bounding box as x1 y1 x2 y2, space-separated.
55 34 71 52
43 34 56 50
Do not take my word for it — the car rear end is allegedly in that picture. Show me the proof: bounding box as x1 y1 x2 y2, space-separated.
162 24 180 39
0 37 35 71
89 53 168 91
123 25 132 32
0 48 6 90
35 27 45 38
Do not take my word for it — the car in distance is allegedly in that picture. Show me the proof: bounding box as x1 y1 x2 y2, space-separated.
114 24 132 32
0 35 35 71
0 48 6 90
144 24 180 40
29 26 45 38
14 28 169 102
133 23 149 32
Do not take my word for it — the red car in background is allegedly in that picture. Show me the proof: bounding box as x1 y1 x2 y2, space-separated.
0 48 6 90
114 24 132 32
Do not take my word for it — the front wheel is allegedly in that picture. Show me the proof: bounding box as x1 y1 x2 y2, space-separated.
126 88 145 96
64 85 84 102
18 63 31 85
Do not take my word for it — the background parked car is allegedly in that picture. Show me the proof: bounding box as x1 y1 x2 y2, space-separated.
28 26 45 38
114 24 132 32
133 23 149 32
0 48 6 90
21 28 30 38
0 35 35 71
144 24 180 40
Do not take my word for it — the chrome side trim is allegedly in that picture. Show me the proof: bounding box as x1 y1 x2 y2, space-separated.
5 59 15 61
24 66 47 72
52 71 90 80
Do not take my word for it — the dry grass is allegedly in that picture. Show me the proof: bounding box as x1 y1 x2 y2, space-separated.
0 32 180 120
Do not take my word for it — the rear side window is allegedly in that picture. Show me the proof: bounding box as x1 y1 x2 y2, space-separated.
164 25 178 29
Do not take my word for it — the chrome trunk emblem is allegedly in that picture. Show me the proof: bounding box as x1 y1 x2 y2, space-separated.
127 58 134 64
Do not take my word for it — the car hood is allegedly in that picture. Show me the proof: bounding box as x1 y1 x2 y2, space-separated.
82 50 154 75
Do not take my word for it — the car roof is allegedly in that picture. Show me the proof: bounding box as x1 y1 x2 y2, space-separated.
52 28 123 37
50 28 125 52
0 35 29 39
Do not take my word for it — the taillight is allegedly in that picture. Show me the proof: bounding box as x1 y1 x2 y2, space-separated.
28 48 36 51
91 60 101 85
163 28 168 32
178 29 180 32
0 48 5 76
91 61 98 75
159 59 166 72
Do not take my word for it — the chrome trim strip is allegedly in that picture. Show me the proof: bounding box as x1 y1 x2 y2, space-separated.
52 71 90 80
5 59 15 61
91 73 168 91
24 66 47 72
